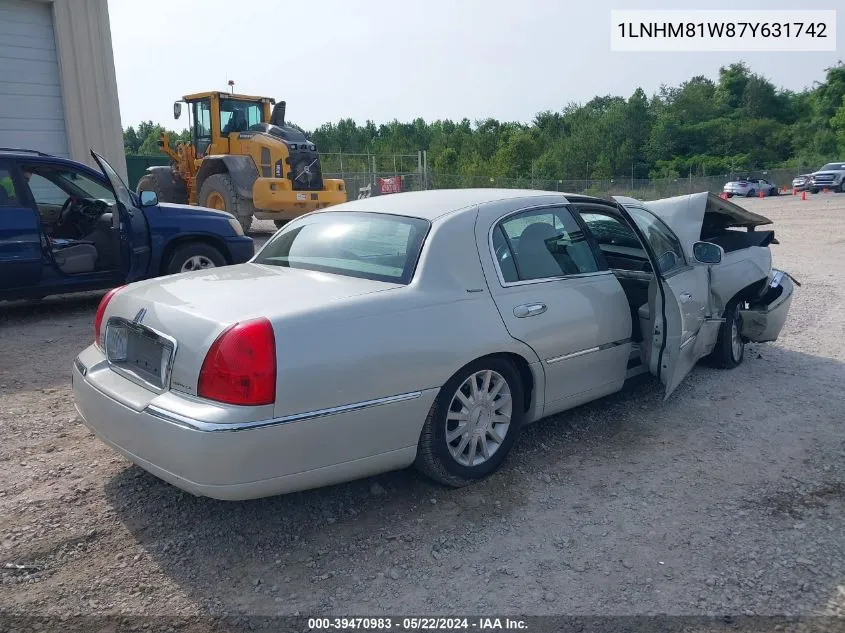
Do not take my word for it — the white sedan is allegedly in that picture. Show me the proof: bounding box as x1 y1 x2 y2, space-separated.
72 189 795 500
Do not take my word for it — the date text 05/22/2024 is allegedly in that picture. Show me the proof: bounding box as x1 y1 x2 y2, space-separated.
307 617 528 631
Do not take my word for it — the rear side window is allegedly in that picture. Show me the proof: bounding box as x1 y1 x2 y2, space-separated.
493 206 600 283
255 212 430 284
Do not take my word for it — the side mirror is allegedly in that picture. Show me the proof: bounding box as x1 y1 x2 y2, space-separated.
693 241 723 265
173 102 182 120
139 190 158 207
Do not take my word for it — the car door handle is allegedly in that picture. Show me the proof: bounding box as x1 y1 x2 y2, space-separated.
514 303 547 318
679 292 693 303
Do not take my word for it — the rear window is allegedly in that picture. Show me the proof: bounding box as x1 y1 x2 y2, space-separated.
254 212 430 284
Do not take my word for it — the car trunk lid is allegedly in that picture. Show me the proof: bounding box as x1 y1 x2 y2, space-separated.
102 263 401 397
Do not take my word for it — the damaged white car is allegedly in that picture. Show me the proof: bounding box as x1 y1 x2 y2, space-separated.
610 191 796 391
72 189 795 499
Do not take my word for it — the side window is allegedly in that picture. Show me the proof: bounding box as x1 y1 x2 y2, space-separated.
627 207 686 275
26 172 68 206
579 212 642 249
193 99 212 156
220 100 263 134
493 206 600 283
0 167 21 206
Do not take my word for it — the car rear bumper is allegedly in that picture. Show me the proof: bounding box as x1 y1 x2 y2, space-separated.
72 347 433 500
225 235 254 264
740 271 795 343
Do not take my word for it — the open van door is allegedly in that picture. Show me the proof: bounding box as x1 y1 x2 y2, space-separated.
91 151 150 281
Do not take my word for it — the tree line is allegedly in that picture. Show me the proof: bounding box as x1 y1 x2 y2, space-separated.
124 61 845 181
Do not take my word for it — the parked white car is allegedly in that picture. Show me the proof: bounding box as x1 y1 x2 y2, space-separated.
722 178 779 198
72 189 795 500
809 161 845 193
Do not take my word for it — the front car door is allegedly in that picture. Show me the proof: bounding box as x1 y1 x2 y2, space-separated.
475 199 633 416
91 151 150 281
621 204 719 398
0 161 43 290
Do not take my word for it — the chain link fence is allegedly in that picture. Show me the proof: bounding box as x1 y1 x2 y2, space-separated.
343 166 806 201
127 149 808 202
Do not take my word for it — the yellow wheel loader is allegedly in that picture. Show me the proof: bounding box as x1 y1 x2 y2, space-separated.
136 92 347 232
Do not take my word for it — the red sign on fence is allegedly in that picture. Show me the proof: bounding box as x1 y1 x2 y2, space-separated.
379 176 402 194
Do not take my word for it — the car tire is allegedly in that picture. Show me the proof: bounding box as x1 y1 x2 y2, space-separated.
165 242 226 275
708 300 745 370
725 193 733 198
274 220 289 229
769 187 778 196
198 173 255 233
746 189 756 198
811 188 819 194
414 357 524 487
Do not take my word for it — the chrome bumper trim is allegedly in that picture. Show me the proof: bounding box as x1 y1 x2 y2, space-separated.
144 391 424 433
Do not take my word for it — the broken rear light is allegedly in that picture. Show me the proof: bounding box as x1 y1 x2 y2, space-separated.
198 318 276 406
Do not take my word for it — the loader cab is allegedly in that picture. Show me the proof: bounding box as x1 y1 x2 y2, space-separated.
176 92 274 159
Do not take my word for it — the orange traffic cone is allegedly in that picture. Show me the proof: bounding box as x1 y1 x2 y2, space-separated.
824 187 830 194
792 187 797 196
802 191 807 200
758 189 765 198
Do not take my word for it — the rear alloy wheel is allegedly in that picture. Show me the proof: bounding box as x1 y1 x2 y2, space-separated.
415 358 524 487
708 300 745 369
746 189 756 198
166 242 226 275
198 173 255 233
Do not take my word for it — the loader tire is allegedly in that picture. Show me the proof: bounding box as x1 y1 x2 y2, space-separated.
136 172 188 204
198 173 255 233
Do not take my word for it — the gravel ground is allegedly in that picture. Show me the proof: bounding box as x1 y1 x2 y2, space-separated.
1 195 844 621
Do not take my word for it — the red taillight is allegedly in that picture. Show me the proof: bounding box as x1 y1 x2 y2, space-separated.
94 286 124 348
197 318 276 406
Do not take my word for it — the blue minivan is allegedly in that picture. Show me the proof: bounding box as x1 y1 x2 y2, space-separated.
0 149 254 301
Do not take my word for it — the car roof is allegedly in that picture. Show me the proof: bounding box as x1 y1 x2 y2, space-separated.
314 188 575 220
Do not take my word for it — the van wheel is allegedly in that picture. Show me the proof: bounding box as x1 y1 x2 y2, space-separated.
708 301 745 369
415 357 524 487
166 242 226 275
198 173 254 233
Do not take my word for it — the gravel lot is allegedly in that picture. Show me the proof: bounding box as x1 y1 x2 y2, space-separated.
1 194 844 622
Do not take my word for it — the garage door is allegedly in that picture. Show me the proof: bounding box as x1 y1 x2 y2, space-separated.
0 0 68 157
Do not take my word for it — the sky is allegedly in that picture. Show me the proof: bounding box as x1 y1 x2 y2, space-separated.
107 0 844 132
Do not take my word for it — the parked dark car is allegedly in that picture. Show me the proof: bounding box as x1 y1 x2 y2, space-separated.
0 149 254 301
791 174 813 192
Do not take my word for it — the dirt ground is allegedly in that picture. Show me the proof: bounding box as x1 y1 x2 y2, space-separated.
2 194 845 623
